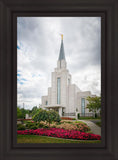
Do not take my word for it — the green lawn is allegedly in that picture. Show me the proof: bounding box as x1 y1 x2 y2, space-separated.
17 135 101 144
73 121 87 124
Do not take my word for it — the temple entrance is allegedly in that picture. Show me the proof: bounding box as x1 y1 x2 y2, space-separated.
54 108 59 113
45 106 65 117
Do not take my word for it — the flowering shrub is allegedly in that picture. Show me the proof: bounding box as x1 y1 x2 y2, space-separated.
17 124 25 130
24 120 90 133
75 123 90 132
56 123 78 130
36 121 90 132
40 121 48 125
51 122 90 132
17 128 101 140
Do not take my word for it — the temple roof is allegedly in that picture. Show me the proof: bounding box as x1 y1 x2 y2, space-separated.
58 39 66 61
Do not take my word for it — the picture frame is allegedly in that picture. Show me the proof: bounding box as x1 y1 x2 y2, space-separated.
0 0 118 160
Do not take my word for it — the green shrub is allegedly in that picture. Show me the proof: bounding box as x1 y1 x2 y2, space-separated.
30 125 38 130
26 122 39 129
95 113 97 118
32 109 61 127
38 123 45 128
43 125 49 129
51 125 56 128
48 110 61 124
56 122 62 125
17 124 25 130
26 123 33 128
77 113 80 119
32 110 48 122
65 121 72 124
26 121 32 123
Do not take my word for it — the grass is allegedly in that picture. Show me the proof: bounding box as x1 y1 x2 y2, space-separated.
61 120 87 125
95 121 101 127
17 135 101 144
74 121 87 125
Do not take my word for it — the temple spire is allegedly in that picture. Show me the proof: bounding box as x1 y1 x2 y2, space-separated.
58 34 66 61
61 34 63 40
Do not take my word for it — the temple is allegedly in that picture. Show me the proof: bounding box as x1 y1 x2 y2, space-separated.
41 35 95 118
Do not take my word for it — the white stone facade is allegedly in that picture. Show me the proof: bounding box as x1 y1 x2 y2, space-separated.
41 38 96 118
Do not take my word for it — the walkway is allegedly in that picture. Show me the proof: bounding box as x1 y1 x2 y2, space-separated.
79 120 101 136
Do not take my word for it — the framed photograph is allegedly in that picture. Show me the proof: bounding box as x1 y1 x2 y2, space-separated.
0 0 118 160
17 17 102 144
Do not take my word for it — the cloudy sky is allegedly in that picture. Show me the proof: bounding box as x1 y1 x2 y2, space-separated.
17 17 101 110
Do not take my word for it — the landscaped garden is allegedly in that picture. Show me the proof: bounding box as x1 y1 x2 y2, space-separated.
17 107 101 143
17 119 101 143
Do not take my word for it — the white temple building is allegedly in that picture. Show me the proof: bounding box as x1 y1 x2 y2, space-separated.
41 35 96 118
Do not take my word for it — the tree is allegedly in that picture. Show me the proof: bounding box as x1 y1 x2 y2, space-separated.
32 109 61 127
47 110 61 126
32 109 48 122
86 96 101 116
20 108 29 119
17 107 22 119
31 106 41 116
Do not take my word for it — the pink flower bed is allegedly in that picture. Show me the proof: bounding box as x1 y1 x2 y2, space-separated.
17 128 101 140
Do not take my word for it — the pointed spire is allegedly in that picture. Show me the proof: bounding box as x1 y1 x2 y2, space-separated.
61 34 63 40
58 34 66 61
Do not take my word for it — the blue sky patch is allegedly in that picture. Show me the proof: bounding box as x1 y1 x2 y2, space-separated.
19 82 24 85
17 73 21 77
21 78 27 81
17 45 20 49
17 79 24 85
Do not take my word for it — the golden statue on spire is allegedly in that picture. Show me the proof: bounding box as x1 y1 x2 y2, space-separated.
60 34 63 40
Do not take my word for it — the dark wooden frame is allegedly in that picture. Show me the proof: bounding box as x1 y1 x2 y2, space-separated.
0 0 118 160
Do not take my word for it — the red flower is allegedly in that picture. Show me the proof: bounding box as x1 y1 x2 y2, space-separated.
17 128 101 140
